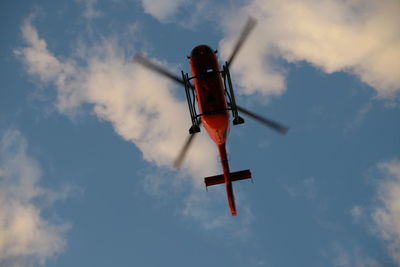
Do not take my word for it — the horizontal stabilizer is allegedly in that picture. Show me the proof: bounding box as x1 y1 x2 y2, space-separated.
204 169 252 187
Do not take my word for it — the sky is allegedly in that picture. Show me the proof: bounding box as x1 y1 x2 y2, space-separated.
1 0 399 266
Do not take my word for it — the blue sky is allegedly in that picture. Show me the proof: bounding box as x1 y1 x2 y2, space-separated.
1 0 400 266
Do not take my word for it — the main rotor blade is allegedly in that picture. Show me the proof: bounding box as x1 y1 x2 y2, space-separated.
236 104 289 134
173 133 197 170
226 17 257 69
133 53 186 86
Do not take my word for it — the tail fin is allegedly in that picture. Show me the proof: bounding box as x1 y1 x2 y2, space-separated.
204 169 252 187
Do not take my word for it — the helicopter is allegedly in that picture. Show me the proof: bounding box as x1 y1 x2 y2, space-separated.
134 18 288 216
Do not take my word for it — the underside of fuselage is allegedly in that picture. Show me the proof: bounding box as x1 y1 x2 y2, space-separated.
189 45 230 145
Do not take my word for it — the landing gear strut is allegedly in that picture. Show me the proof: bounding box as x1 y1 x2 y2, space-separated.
222 62 244 126
182 71 201 134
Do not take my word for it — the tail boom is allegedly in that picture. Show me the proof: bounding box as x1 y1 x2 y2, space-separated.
204 143 252 216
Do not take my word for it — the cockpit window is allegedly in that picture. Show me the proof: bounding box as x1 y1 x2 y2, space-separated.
190 45 213 57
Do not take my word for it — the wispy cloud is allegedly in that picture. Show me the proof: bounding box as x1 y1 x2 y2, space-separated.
350 158 400 265
182 188 254 238
372 159 400 265
331 242 382 267
345 101 374 132
219 0 400 98
350 205 365 224
0 129 69 266
284 177 317 199
75 0 103 19
139 0 188 22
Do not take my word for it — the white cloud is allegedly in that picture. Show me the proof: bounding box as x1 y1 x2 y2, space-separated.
14 18 81 112
219 0 400 98
15 18 218 184
372 159 400 265
130 0 400 97
0 129 68 266
140 0 187 22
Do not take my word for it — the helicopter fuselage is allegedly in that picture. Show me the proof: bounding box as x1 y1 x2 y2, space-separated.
189 45 229 145
189 44 237 215
134 18 287 216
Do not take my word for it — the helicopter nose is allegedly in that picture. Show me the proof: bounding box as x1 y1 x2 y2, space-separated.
190 45 213 57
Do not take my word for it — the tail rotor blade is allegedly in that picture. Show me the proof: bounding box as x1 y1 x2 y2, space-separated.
173 133 197 169
226 17 257 69
133 53 186 86
236 104 289 134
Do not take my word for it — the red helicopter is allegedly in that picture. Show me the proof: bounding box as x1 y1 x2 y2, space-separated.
134 18 288 216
